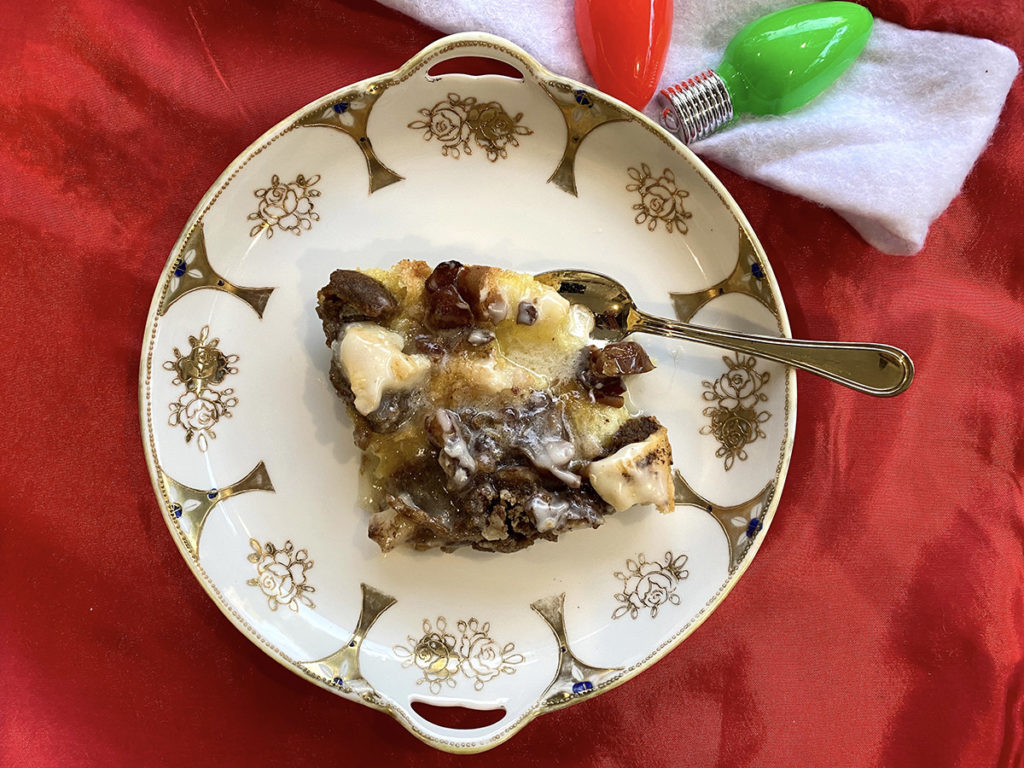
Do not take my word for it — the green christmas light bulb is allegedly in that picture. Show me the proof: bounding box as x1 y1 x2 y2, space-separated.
659 2 873 142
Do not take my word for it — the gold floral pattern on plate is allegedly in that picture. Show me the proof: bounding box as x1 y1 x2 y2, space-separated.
248 173 321 238
163 326 239 452
394 617 525 694
612 552 689 620
700 352 772 470
627 163 693 234
246 539 316 612
409 93 532 161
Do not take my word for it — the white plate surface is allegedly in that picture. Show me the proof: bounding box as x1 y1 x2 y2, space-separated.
139 33 796 753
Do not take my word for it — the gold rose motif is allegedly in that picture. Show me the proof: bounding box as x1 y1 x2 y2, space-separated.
394 616 524 694
408 93 532 161
456 618 524 691
163 326 239 452
700 353 772 470
246 539 316 612
248 173 321 238
612 552 689 620
626 163 693 234
398 618 461 694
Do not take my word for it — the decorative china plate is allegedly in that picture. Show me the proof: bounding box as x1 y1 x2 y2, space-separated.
139 33 795 753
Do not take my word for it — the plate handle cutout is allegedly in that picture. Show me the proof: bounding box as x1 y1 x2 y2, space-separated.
410 700 507 730
427 56 524 80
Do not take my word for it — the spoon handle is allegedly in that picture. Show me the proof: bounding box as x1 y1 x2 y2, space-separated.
634 312 914 397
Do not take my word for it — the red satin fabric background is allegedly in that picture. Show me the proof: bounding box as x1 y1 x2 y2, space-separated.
1 1 1022 765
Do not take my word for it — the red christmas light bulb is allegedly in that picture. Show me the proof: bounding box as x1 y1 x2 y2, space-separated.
575 0 674 111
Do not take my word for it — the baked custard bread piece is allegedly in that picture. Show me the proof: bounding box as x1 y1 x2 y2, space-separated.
316 259 674 553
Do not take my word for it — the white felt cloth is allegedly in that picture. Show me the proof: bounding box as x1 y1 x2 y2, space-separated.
376 0 1018 254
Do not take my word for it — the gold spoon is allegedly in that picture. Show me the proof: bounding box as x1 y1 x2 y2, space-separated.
535 269 914 397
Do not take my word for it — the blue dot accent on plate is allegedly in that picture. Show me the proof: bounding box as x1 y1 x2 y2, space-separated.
207 489 219 500
172 259 186 277
333 676 344 686
333 102 350 114
572 681 594 695
751 262 766 280
746 518 763 538
169 503 182 518
574 89 592 106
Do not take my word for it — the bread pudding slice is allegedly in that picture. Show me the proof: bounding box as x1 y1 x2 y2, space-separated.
316 260 674 553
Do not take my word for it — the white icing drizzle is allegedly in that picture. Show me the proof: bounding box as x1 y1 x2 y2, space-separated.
531 291 571 325
467 328 495 345
487 295 509 323
567 303 596 343
518 422 581 487
530 496 571 533
587 432 671 512
434 408 477 488
337 322 429 415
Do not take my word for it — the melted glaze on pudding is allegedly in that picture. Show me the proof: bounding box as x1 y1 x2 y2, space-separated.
317 260 674 553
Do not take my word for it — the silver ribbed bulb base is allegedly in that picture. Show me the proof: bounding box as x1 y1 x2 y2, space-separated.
659 70 734 144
